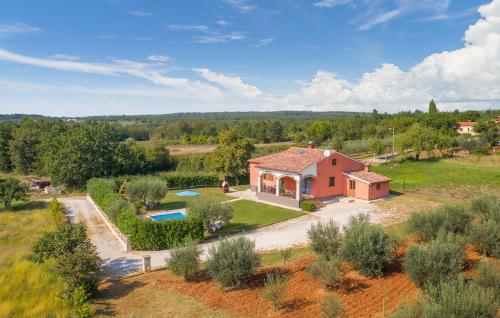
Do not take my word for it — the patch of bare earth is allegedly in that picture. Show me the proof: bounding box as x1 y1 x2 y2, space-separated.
95 255 418 318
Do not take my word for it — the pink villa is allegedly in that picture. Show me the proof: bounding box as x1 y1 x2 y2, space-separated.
248 143 391 209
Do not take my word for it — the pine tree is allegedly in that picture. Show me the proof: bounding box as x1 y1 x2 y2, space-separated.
428 99 438 113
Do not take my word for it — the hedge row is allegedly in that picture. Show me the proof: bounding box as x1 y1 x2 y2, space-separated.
156 172 248 189
86 178 204 250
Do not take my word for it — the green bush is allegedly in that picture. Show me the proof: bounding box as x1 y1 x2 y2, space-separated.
306 256 345 290
126 176 167 210
49 197 66 227
279 248 292 267
403 232 464 289
307 219 342 260
166 239 202 281
207 237 261 288
263 272 288 310
407 205 471 241
188 195 233 230
300 200 316 212
157 172 248 189
426 276 498 318
468 219 500 257
71 286 94 318
469 194 499 217
475 261 500 297
340 214 393 277
320 295 345 318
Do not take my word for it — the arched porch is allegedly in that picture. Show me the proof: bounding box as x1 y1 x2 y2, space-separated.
257 170 302 208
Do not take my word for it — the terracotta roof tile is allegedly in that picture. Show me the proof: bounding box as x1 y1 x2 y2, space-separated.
343 171 391 184
249 147 328 173
458 121 475 126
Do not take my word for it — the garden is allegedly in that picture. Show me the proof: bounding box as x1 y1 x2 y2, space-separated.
95 194 500 317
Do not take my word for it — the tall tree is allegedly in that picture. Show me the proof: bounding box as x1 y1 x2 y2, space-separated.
428 99 438 113
0 124 13 172
396 124 441 160
9 119 43 174
210 129 255 184
42 121 116 188
0 177 28 210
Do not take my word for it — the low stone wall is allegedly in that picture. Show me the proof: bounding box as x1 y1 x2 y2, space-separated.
86 194 131 252
257 192 300 209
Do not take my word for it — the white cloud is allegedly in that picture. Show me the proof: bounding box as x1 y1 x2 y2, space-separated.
193 68 262 98
0 23 40 37
127 10 152 17
252 38 274 48
51 54 80 61
222 0 256 12
193 32 246 44
166 24 210 32
216 19 232 26
147 55 170 62
313 0 352 8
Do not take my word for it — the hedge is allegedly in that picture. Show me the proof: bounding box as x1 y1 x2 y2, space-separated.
87 178 204 250
156 172 248 189
301 200 316 212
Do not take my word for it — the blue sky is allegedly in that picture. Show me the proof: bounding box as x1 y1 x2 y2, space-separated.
1 0 499 116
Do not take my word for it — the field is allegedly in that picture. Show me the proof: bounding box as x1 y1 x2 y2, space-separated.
136 141 293 154
373 154 500 195
0 202 71 317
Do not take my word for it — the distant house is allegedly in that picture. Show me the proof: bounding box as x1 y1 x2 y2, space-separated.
248 143 390 208
457 121 477 135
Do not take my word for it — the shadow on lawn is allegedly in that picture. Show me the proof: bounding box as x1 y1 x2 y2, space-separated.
12 200 47 211
95 279 147 316
156 201 187 211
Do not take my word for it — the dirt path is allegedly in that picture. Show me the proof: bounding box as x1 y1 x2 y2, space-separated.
61 196 378 278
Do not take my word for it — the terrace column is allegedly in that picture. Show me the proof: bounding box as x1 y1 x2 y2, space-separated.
295 175 301 201
257 171 264 193
275 177 280 196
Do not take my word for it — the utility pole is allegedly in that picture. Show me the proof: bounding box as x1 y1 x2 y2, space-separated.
389 127 395 157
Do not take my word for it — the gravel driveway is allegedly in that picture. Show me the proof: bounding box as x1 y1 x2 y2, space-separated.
60 195 377 278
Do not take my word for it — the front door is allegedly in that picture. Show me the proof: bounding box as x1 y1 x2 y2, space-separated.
303 178 312 194
349 180 356 197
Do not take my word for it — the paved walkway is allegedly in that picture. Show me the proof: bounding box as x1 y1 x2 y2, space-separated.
60 195 378 278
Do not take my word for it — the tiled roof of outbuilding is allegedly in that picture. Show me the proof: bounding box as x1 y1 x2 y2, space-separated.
343 171 391 184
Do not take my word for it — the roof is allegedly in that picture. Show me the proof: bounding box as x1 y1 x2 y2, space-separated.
343 171 391 184
458 121 475 126
249 147 330 173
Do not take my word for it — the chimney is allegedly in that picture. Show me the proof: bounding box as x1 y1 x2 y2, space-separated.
307 141 314 149
364 163 371 172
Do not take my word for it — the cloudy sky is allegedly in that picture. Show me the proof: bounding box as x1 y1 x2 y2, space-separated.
0 0 499 116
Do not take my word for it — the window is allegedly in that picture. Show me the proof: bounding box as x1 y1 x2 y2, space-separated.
376 183 381 190
331 158 337 166
264 174 274 181
329 177 335 187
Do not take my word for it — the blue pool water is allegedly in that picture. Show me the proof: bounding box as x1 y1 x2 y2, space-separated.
150 211 188 221
176 190 199 197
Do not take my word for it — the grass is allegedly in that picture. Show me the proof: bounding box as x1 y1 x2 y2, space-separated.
0 202 71 317
260 246 312 267
216 199 305 236
156 187 233 211
373 154 500 194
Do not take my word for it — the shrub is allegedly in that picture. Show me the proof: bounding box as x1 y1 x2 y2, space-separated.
468 218 500 257
157 172 248 189
474 261 500 297
71 286 94 318
340 214 392 277
301 200 316 212
403 232 464 289
188 195 233 230
279 248 292 267
407 205 471 241
426 276 498 318
49 197 66 227
306 256 345 290
263 272 288 310
307 219 342 260
126 176 167 211
166 239 202 281
55 242 102 297
320 295 345 318
469 194 499 217
207 237 261 288
30 223 88 263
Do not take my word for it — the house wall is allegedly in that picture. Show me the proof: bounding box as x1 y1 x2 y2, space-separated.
282 176 296 191
369 181 390 200
309 153 364 198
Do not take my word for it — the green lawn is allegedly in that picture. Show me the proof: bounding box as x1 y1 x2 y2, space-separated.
155 187 233 211
0 202 71 317
373 154 500 194
216 199 305 236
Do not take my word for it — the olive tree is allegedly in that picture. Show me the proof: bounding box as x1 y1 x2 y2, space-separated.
126 176 167 210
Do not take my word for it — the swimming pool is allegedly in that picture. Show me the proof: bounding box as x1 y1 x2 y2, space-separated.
175 190 199 197
149 211 188 221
